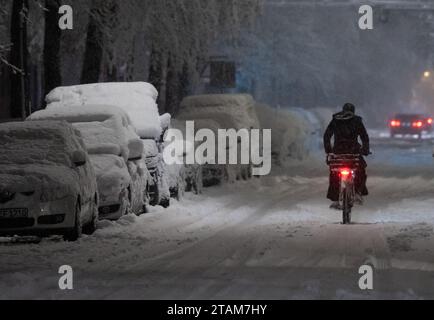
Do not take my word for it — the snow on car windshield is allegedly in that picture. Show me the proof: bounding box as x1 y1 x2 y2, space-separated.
0 121 75 167
73 121 126 157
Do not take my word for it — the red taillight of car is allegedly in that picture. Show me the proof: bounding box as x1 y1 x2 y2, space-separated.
428 118 433 125
390 120 401 127
340 168 351 178
412 121 423 128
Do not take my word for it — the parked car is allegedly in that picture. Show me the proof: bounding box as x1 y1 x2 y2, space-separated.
28 105 150 220
160 113 188 201
164 138 187 201
389 113 433 139
45 82 170 208
143 139 170 208
168 119 203 195
178 94 260 186
0 121 98 241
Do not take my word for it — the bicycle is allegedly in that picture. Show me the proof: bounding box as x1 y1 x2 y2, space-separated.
327 154 362 225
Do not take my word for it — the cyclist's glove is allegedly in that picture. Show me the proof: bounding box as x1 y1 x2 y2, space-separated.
362 149 370 156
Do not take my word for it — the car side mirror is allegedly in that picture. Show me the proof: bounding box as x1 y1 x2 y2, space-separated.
72 150 87 167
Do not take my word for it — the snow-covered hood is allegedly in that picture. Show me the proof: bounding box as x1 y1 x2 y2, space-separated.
89 154 131 197
0 164 79 200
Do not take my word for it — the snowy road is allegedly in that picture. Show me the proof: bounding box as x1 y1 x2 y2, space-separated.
2 134 434 299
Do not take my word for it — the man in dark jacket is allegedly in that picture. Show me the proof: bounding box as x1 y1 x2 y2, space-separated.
324 103 370 207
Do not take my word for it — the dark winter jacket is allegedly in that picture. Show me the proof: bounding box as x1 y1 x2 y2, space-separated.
323 111 370 155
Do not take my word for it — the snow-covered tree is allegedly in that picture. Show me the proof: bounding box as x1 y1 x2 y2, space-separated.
0 0 12 70
77 0 263 113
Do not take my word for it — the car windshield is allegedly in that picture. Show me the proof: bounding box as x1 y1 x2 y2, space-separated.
0 126 72 166
73 121 124 156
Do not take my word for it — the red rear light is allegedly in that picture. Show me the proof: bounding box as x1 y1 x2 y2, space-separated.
413 121 423 128
390 120 401 127
428 118 433 125
340 169 351 177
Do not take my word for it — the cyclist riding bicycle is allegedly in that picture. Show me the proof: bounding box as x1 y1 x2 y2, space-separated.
324 103 370 209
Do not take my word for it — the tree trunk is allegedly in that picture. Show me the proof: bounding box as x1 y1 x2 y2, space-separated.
148 48 169 113
81 1 104 84
165 60 190 115
9 0 28 119
44 0 62 97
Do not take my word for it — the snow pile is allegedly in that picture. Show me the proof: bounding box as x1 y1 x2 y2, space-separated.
28 105 144 161
0 121 85 199
179 94 260 130
45 82 162 140
160 113 172 131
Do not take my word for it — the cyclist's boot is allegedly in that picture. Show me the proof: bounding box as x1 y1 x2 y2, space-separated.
330 201 342 210
354 193 364 205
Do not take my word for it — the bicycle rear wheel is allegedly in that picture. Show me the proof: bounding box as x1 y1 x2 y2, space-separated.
342 188 352 225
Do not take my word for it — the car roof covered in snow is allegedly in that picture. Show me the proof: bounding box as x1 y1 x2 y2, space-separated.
28 105 140 160
29 104 132 126
178 94 260 130
0 120 84 166
45 82 162 140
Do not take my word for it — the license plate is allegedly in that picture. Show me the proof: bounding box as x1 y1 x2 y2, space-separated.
0 208 29 219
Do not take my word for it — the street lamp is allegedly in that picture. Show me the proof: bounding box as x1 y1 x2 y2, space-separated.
424 71 431 79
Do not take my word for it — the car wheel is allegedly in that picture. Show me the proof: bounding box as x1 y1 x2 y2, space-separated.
149 182 160 206
83 196 98 235
175 188 182 201
139 182 152 215
160 197 170 208
194 168 204 195
63 200 83 242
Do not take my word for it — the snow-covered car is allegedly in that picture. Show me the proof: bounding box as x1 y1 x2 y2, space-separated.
45 82 170 208
160 113 188 201
167 119 203 195
164 139 204 198
28 105 150 220
164 138 187 201
143 139 170 208
178 94 260 186
255 103 328 165
0 121 99 241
